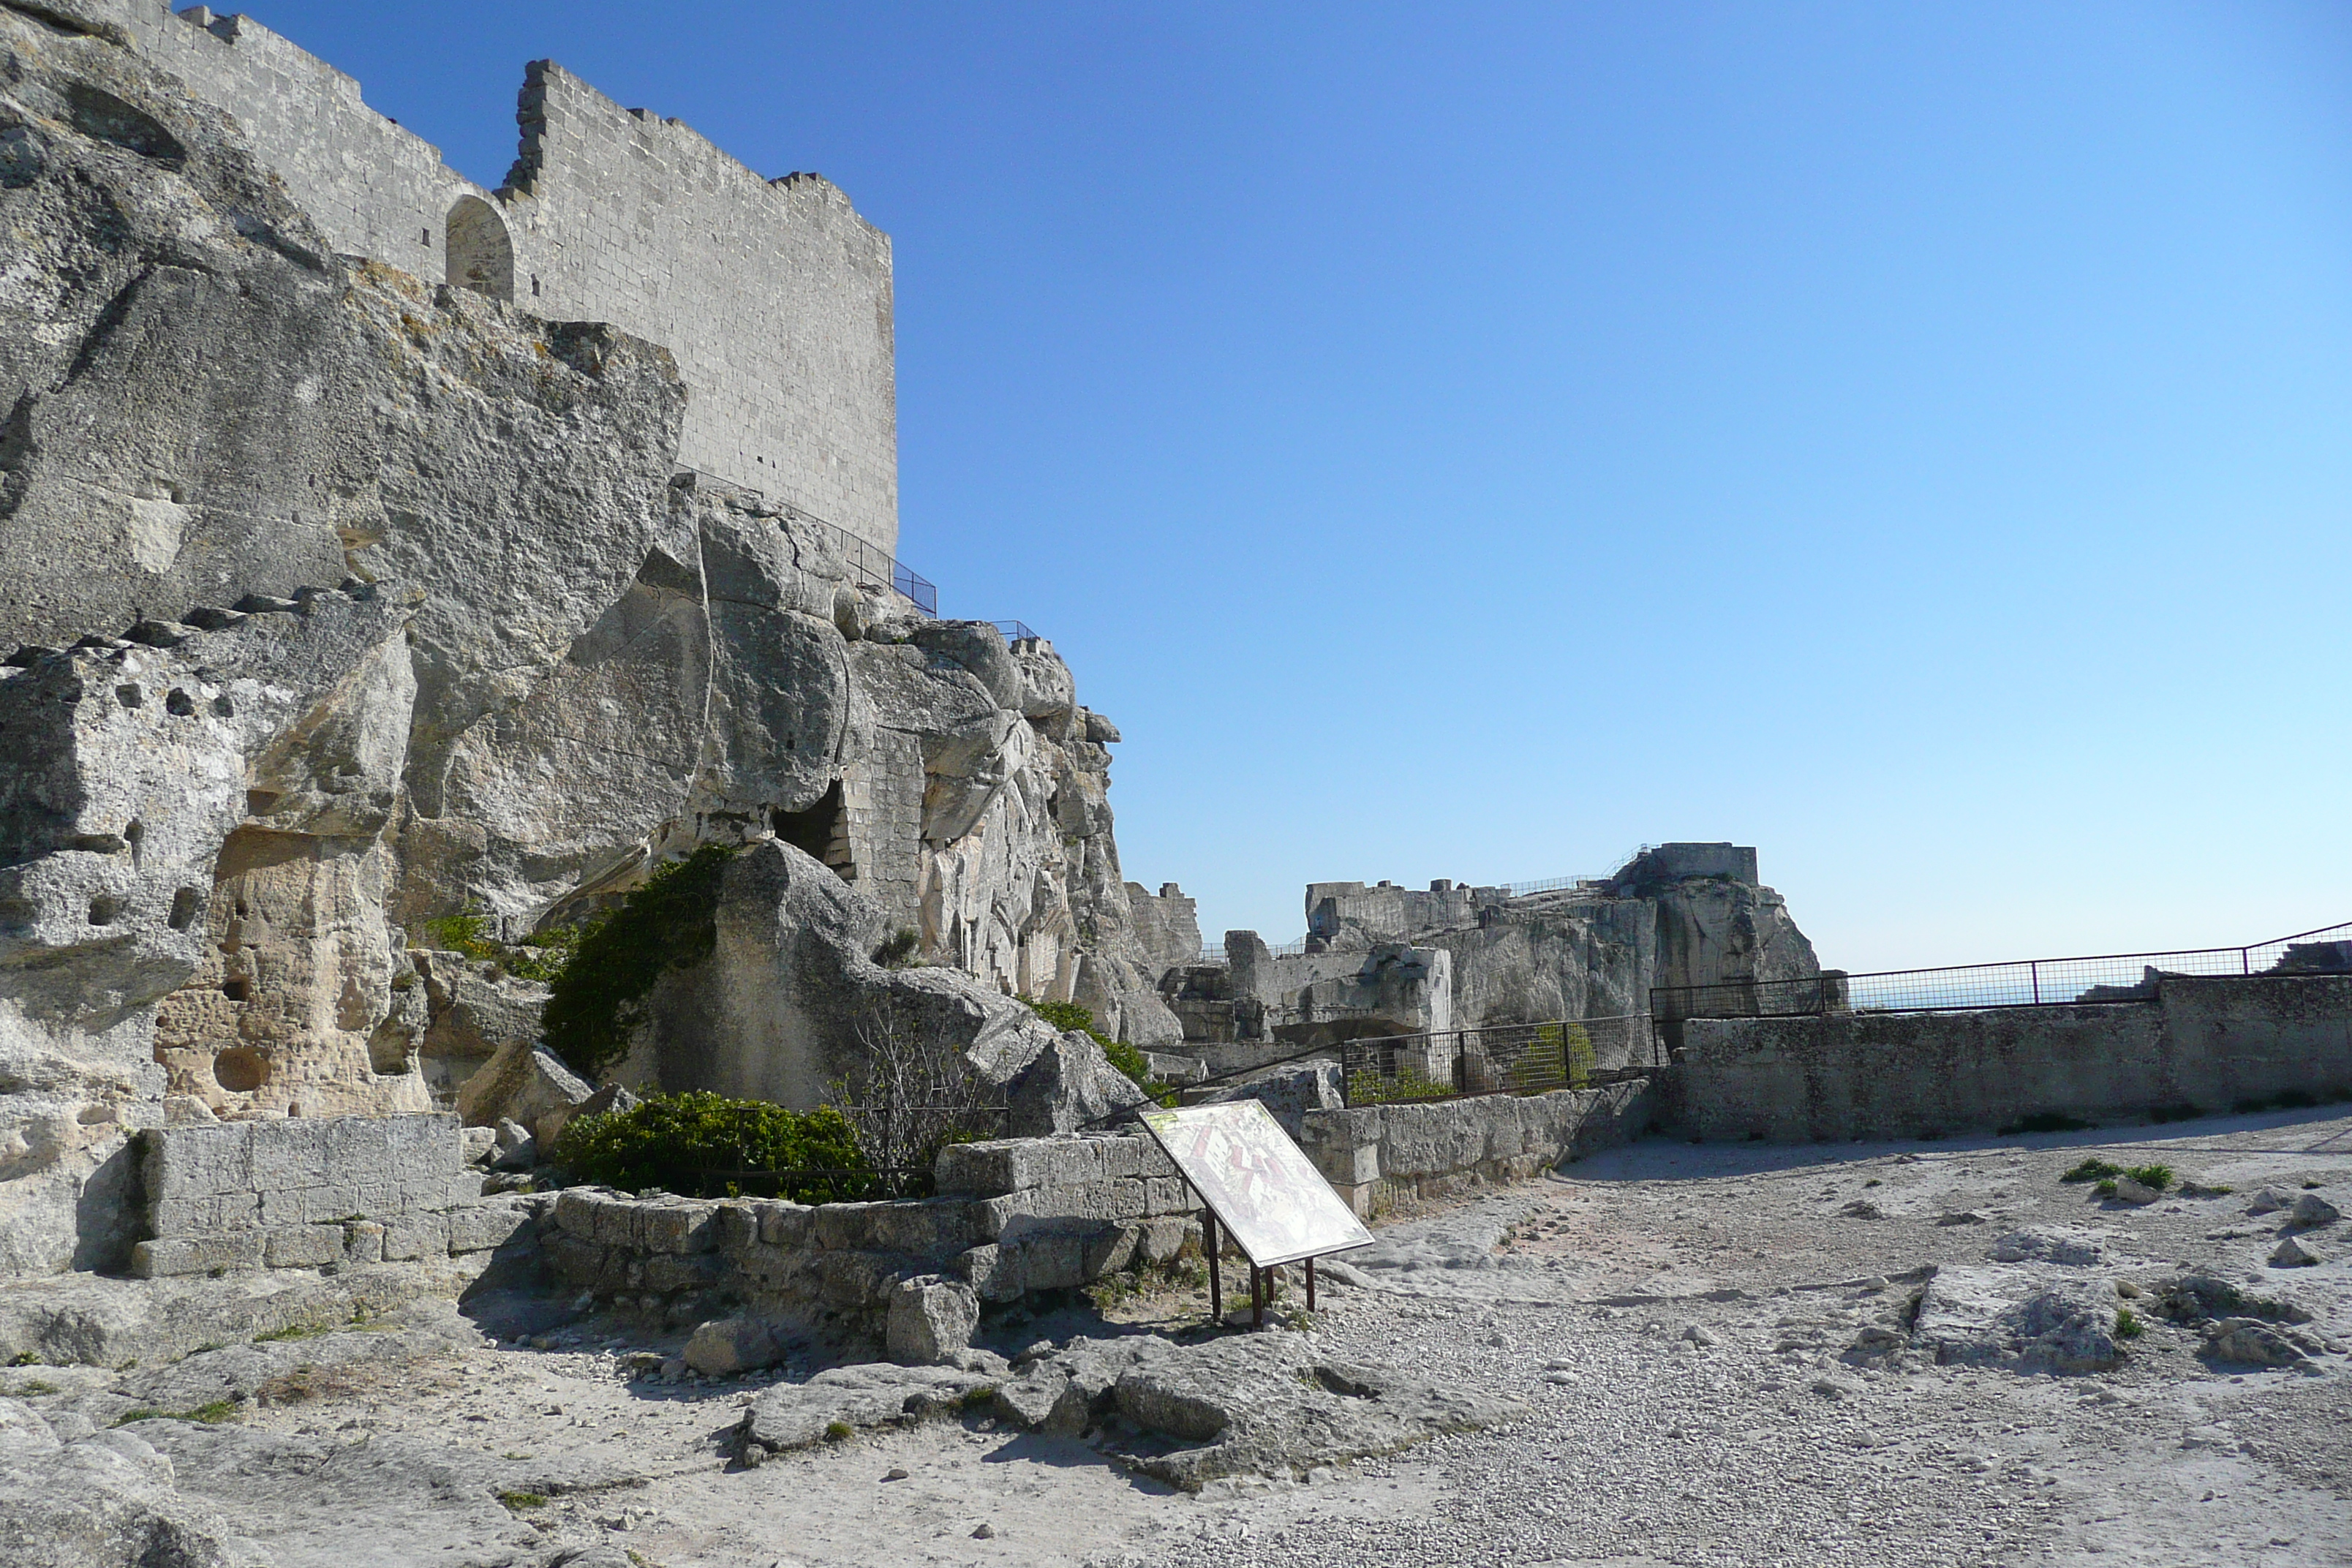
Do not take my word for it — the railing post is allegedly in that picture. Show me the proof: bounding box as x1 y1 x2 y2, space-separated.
2030 961 2040 1006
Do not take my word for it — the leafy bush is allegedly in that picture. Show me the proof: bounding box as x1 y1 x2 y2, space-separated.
2093 1179 2119 1197
872 927 922 968
2123 1164 2174 1191
541 846 736 1080
549 1091 872 1203
2114 1306 2144 1341
2062 1158 2125 1184
418 908 581 984
1345 1066 1454 1105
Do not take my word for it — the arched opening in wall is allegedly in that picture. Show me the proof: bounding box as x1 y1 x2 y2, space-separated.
445 196 513 301
772 782 856 884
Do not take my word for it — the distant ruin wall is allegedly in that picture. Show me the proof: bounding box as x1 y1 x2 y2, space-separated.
1673 973 2352 1142
101 4 898 554
1298 1078 1656 1218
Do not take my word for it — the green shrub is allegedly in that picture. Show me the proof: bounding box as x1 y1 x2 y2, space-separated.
497 1490 548 1512
2114 1306 2143 1341
2123 1164 2174 1192
419 908 581 985
2093 1178 2119 1197
541 846 736 1080
549 1091 872 1203
2062 1158 2125 1184
1344 1066 1454 1105
872 927 922 968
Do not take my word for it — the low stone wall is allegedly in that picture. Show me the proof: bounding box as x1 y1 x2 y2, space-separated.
544 1131 1201 1336
132 1112 533 1276
1297 1078 1657 1216
1672 973 2352 1142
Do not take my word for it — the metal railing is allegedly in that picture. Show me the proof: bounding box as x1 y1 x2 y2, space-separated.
1337 1014 1657 1106
991 620 1038 642
1651 920 2352 1021
672 466 940 617
1197 936 1312 965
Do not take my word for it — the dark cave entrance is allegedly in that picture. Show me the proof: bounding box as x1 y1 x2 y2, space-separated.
772 782 856 883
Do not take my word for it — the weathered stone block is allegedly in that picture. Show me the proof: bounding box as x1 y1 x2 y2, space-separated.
380 1213 450 1262
543 1231 606 1284
1093 1134 1175 1181
448 1202 532 1254
131 1232 263 1278
933 1137 1106 1196
553 1187 604 1237
264 1224 344 1269
1134 1215 1196 1265
636 1201 720 1254
886 1276 979 1365
644 1251 727 1292
342 1221 385 1265
756 1201 814 1248
1139 1175 1193 1215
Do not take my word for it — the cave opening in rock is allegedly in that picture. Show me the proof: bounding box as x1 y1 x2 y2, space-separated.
771 782 856 883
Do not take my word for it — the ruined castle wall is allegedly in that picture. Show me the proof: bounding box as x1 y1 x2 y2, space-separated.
111 4 483 276
103 7 898 554
1673 973 2352 1142
502 64 897 555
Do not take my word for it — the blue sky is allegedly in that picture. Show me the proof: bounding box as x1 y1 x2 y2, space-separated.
263 1 2352 971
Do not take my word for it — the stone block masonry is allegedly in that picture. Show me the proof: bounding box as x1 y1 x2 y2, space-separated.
1296 1079 1658 1218
1672 971 2352 1142
132 1112 532 1277
94 2 898 554
544 1131 1201 1338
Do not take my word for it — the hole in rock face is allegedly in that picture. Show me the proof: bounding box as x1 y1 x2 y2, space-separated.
62 82 185 165
167 887 201 930
220 977 249 1001
165 687 195 715
212 1047 266 1093
114 684 141 708
86 894 123 926
211 695 234 718
771 782 854 883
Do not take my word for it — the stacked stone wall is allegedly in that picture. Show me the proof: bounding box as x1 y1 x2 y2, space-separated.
544 1132 1199 1337
1673 973 2352 1142
132 1112 534 1276
1297 1079 1658 1217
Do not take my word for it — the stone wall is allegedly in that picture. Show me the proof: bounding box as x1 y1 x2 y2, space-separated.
1297 1078 1657 1217
543 1131 1199 1336
130 1112 533 1276
1125 882 1201 978
1671 973 2352 1143
97 2 898 551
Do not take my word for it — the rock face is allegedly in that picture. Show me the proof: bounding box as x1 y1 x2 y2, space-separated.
1910 1266 2122 1374
0 11 1172 1275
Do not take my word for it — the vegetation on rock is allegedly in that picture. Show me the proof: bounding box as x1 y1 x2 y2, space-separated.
540 846 737 1080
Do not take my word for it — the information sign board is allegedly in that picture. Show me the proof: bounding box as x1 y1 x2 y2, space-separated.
1139 1099 1373 1268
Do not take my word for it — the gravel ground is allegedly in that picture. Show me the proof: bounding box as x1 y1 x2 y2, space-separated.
12 1105 2351 1567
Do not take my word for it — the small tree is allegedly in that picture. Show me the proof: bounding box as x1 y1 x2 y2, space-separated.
826 993 1004 1178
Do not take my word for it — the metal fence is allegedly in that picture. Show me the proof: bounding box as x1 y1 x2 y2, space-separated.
991 619 1038 642
1651 920 2352 1021
1196 936 1312 965
1337 1014 1656 1106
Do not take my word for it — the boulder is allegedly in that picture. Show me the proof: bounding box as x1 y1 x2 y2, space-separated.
2247 1187 2296 1215
1005 1031 1151 1137
538 1082 639 1151
1991 1227 2108 1267
682 1316 787 1377
736 1362 998 1460
2270 1235 2321 1268
1199 1059 1343 1137
2291 1193 2341 1229
2204 1317 2312 1368
1910 1266 2122 1373
885 1275 981 1366
2110 1176 2163 1205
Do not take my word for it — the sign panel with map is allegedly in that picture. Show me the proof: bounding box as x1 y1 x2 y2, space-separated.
1139 1099 1375 1268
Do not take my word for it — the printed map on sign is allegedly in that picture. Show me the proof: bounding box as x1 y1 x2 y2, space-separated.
1139 1099 1374 1268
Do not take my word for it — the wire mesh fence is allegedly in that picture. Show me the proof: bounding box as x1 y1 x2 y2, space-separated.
1338 1014 1656 1106
1650 920 2352 1021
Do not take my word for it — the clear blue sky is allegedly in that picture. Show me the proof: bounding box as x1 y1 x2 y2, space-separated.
262 1 2352 971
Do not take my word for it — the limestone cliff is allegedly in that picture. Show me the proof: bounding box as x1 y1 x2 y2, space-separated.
0 6 1169 1275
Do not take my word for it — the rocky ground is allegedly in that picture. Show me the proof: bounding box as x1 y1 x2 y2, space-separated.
8 1104 2352 1567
